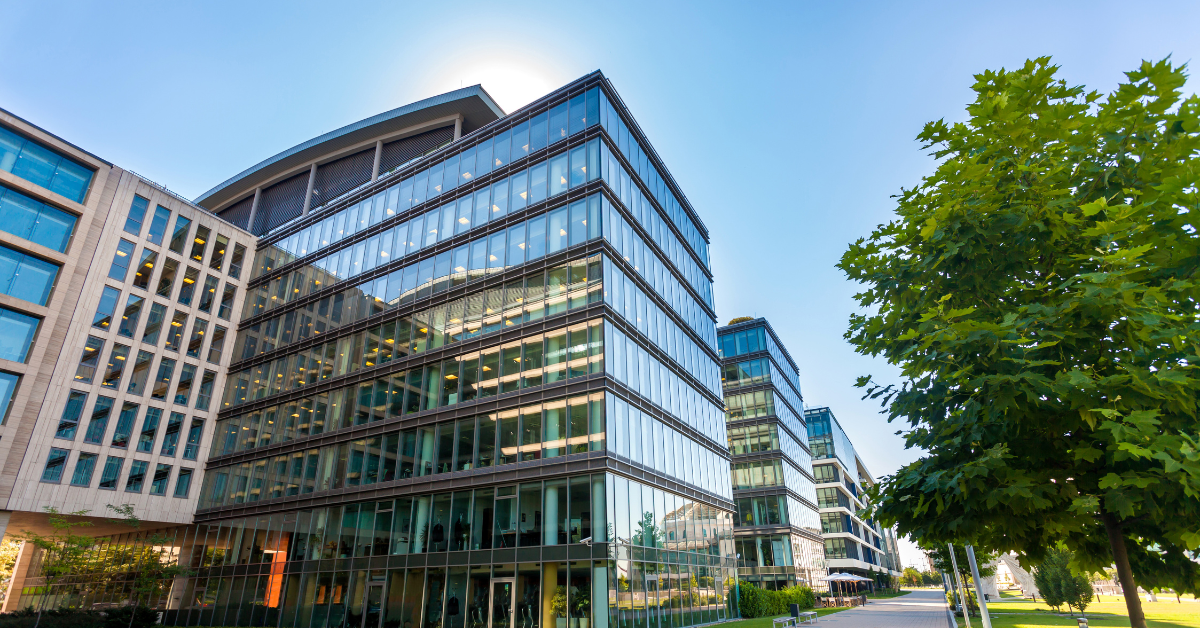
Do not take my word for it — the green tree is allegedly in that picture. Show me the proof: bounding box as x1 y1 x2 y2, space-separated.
838 56 1200 628
1034 547 1095 617
106 504 192 627
902 567 922 587
15 508 96 628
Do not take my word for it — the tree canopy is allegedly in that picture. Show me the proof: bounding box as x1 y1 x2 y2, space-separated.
839 57 1200 628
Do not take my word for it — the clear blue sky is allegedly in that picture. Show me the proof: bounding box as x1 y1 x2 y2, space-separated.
3 1 1197 501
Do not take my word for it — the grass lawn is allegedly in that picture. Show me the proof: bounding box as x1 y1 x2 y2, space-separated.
954 596 1200 627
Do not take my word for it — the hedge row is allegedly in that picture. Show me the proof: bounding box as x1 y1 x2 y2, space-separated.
735 581 816 618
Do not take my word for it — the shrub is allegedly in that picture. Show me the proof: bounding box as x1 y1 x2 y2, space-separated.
735 581 815 618
0 605 157 628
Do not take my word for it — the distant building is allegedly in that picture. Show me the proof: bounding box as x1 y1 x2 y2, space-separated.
718 318 826 590
805 407 902 581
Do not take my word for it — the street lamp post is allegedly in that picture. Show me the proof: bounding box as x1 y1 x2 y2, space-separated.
966 545 993 628
948 543 972 628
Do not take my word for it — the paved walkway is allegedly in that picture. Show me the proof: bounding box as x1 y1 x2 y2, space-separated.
812 590 950 628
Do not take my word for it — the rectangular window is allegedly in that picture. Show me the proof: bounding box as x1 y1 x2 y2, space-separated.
0 372 16 424
41 448 69 482
100 343 130 389
217 284 235 320
98 455 123 490
109 239 136 281
177 266 199 305
174 364 196 405
116 294 143 338
146 205 171 245
125 460 148 492
174 468 193 497
164 311 187 351
151 358 175 400
0 306 40 363
168 216 191 254
142 303 167 345
55 390 87 440
70 452 97 486
228 243 246 279
198 275 218 312
74 336 104 383
125 350 153 395
0 244 59 305
195 370 216 411
123 195 148 235
160 411 184 456
131 248 157 290
149 463 171 495
186 318 207 358
210 234 229 271
110 401 139 448
191 225 210 263
207 326 226 363
83 396 114 444
183 418 203 460
93 286 121 329
136 406 161 453
155 258 178 298
0 127 92 201
0 184 79 252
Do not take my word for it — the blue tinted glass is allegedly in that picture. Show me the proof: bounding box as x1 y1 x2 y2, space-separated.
146 205 171 245
0 126 92 203
123 196 148 235
548 102 568 144
0 371 16 423
568 94 586 136
529 112 548 153
0 185 77 252
0 245 59 305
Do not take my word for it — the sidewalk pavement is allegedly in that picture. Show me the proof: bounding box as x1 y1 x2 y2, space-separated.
810 589 950 628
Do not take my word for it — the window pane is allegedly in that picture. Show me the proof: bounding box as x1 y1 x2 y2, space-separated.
168 216 191 254
74 336 104 383
142 303 167 344
41 448 69 483
55 390 86 440
98 456 123 490
117 294 143 338
100 343 130 389
191 225 211 263
122 195 149 235
146 205 171 245
210 234 229 271
174 468 193 497
198 275 218 312
109 239 136 281
0 306 39 362
70 452 97 486
0 184 78 252
164 311 187 351
125 460 148 492
150 463 171 495
131 248 157 290
177 266 199 305
0 244 59 305
0 372 16 424
152 358 175 400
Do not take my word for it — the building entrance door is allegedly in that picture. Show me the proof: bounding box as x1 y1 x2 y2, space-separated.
488 579 515 628
362 583 384 628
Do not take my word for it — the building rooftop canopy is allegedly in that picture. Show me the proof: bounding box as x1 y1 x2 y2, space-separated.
195 85 505 211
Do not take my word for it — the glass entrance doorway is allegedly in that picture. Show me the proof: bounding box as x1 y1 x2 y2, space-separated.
362 583 384 628
489 579 515 628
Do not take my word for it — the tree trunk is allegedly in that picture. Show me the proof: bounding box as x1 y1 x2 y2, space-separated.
1102 511 1146 628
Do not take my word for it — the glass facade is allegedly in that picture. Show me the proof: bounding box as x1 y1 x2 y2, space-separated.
0 124 93 203
7 74 730 627
804 407 900 575
718 318 824 591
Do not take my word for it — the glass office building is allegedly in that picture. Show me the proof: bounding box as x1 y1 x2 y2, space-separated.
717 319 824 591
804 408 901 579
13 72 737 628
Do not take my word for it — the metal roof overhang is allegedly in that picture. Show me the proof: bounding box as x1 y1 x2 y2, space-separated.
195 85 505 211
